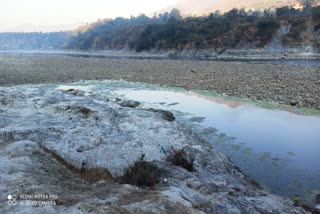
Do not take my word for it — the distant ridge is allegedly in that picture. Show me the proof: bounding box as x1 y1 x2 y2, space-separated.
167 0 317 15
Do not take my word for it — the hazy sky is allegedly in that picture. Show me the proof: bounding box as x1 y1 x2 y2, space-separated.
1 0 177 32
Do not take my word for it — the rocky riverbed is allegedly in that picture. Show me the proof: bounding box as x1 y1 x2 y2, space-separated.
0 85 312 213
0 54 319 109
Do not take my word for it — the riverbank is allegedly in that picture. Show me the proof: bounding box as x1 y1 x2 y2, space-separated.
0 54 319 109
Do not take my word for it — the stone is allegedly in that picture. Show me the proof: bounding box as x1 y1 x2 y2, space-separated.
290 100 298 106
76 145 90 153
148 109 175 122
305 98 316 105
120 100 140 108
70 89 85 96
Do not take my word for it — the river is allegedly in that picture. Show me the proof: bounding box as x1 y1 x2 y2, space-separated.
58 80 320 201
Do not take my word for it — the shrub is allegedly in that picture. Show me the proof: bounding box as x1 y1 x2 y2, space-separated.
166 147 195 172
119 159 161 187
283 18 307 45
312 6 320 21
255 20 280 47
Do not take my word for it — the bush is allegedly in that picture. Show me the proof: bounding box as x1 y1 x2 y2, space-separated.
312 6 320 21
166 147 195 172
283 18 307 45
255 19 280 47
119 159 161 187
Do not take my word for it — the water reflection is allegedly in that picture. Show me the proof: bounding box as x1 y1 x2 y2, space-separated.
111 88 320 199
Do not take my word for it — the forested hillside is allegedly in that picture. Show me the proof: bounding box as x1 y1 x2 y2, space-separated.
66 6 320 52
0 5 319 53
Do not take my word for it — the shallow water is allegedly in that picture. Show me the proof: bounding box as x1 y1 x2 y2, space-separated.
57 80 320 200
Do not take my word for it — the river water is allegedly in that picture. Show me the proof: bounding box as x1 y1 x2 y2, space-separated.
58 80 320 200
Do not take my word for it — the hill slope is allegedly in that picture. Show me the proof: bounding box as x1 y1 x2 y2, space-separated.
64 6 320 53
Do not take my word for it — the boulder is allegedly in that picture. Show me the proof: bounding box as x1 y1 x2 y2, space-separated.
120 100 140 108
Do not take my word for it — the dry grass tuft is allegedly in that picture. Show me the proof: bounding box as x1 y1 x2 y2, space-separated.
166 147 195 172
119 157 162 187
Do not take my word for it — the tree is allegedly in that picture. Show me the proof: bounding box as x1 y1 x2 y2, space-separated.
238 8 247 17
300 0 319 15
312 6 320 21
225 8 239 18
169 8 182 21
276 6 291 18
300 0 317 7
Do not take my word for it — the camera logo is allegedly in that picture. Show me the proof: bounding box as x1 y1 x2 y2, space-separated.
8 195 17 206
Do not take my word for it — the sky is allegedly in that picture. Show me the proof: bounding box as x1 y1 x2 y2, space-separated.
0 0 178 32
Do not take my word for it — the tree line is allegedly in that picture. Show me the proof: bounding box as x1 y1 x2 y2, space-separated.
66 5 320 52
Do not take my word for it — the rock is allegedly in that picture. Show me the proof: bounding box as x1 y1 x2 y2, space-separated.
315 204 320 212
68 89 85 96
76 145 91 153
305 98 316 105
290 100 298 106
0 85 309 214
215 47 227 54
120 100 140 108
149 109 175 122
161 111 175 122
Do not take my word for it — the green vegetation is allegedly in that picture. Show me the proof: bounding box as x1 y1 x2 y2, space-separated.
1 5 319 52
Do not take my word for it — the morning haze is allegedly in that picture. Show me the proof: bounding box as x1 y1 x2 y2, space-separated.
1 0 176 32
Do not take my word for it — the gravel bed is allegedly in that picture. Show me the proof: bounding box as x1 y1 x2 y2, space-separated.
0 55 319 108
